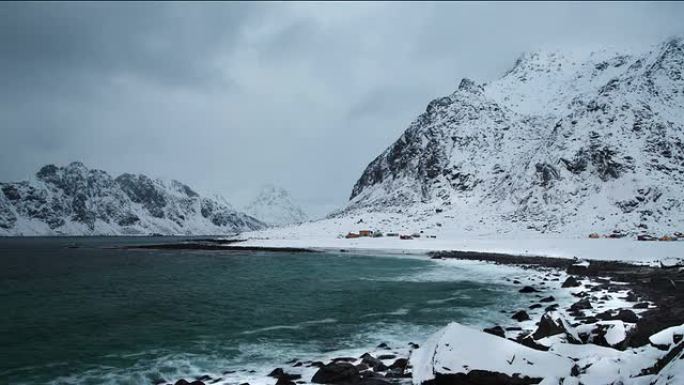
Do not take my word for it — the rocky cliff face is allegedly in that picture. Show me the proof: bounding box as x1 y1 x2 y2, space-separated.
346 38 684 234
244 185 308 227
0 162 264 235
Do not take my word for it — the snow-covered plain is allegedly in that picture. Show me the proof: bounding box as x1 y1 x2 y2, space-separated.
236 214 684 264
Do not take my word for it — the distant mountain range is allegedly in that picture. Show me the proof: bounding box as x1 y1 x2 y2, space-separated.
244 185 308 227
0 162 265 236
343 37 684 235
4 38 682 237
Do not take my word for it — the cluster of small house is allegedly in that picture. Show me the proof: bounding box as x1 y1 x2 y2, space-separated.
588 231 683 241
343 229 436 240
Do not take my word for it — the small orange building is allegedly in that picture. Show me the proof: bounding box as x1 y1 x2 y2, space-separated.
359 230 373 237
345 232 360 239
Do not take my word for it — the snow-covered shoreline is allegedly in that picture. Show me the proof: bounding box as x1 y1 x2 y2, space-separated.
233 234 684 265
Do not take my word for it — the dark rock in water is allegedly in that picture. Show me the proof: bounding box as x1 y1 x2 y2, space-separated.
633 302 650 309
599 309 639 323
332 357 358 363
389 358 408 371
545 304 559 312
506 326 523 331
311 363 360 384
529 304 542 309
360 371 385 379
269 368 301 385
625 291 639 302
570 298 592 311
540 296 555 303
376 342 390 349
512 310 530 322
384 368 410 378
519 286 540 293
513 280 521 284
360 353 387 372
309 361 325 368
483 325 506 338
195 375 212 382
562 276 581 288
408 342 419 349
376 354 395 360
276 375 296 385
174 380 190 385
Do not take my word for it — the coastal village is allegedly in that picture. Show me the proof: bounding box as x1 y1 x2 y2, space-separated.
344 229 684 242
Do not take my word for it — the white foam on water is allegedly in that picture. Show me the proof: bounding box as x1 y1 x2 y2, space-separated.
241 318 339 335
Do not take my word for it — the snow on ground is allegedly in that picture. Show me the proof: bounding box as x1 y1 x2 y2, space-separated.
411 320 684 385
411 322 574 384
235 215 684 264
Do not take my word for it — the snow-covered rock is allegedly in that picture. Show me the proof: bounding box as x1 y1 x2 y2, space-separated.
344 37 684 236
411 322 575 385
652 341 684 385
0 162 265 236
650 324 684 350
244 185 308 227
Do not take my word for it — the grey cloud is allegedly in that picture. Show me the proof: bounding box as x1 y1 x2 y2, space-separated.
1 2 683 218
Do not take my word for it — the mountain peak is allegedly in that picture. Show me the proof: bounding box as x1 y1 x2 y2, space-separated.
244 185 308 227
346 37 684 235
458 78 480 92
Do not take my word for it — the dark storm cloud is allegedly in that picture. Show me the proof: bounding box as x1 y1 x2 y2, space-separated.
1 2 683 217
0 2 249 92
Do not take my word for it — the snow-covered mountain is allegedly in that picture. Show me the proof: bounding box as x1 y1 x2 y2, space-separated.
0 162 265 236
244 185 308 227
344 37 684 235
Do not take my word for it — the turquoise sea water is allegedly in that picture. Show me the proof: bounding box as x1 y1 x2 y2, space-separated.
0 237 530 385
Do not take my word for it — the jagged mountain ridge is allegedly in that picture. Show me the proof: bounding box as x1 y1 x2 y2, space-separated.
346 37 684 234
244 185 308 227
0 162 265 235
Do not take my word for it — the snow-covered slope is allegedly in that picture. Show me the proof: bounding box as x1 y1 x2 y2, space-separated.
345 37 684 235
244 185 308 227
0 162 265 236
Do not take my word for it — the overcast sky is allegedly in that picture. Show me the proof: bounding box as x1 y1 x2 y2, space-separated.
1 2 683 217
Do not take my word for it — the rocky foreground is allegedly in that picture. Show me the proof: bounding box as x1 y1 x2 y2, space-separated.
164 251 684 385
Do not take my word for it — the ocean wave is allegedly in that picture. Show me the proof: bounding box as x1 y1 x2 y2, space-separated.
241 318 338 335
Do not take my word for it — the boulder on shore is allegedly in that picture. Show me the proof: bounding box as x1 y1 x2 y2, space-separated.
562 276 581 288
311 362 360 384
410 322 574 385
531 311 581 343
